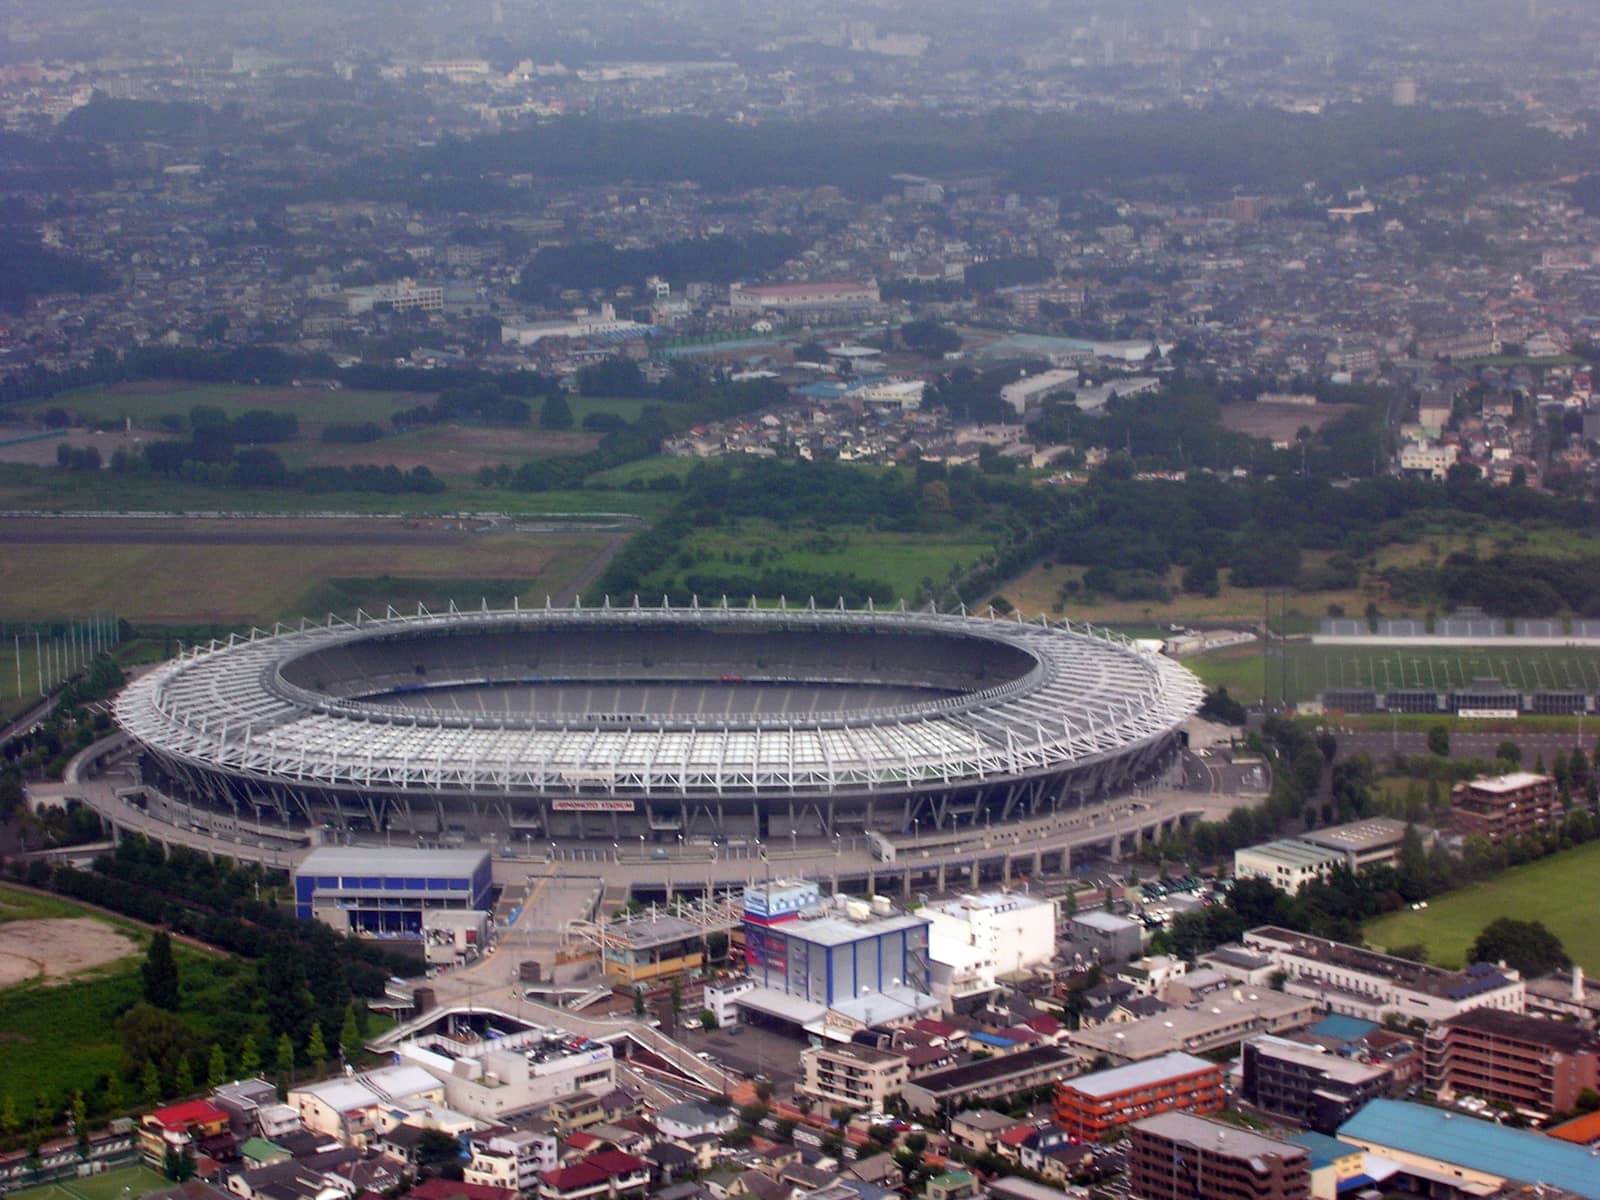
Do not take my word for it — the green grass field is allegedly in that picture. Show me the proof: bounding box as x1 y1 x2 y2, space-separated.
659 520 994 602
41 382 421 430
1187 641 1600 706
1364 841 1600 971
6 1164 169 1200
0 522 617 625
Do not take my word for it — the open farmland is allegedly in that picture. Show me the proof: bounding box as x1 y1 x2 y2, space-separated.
0 517 622 625
1364 841 1600 972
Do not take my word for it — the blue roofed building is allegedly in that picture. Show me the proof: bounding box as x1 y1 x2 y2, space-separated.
1286 1132 1366 1199
1337 1099 1600 1199
1307 1015 1379 1043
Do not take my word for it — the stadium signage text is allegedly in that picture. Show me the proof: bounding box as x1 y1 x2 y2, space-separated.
552 799 636 812
1456 708 1520 720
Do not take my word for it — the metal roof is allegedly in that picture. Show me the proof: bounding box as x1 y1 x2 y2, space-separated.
117 602 1201 801
1338 1100 1600 1198
296 846 489 878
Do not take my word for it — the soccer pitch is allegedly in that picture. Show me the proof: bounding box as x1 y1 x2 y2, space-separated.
1253 643 1600 704
5 1165 168 1200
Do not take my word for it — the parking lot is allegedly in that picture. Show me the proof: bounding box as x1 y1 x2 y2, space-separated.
674 1019 806 1093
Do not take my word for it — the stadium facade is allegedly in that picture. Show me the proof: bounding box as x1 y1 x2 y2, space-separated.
114 602 1203 842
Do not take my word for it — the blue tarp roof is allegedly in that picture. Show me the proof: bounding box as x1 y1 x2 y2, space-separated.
1309 1014 1379 1043
1338 1100 1600 1199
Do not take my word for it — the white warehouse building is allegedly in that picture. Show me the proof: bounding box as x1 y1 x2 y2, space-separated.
923 891 1056 1005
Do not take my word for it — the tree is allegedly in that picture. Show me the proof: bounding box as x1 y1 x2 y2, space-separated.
1427 725 1450 757
141 932 180 1010
539 393 574 430
307 1023 328 1069
669 977 683 1018
207 1043 227 1089
1469 918 1570 978
163 1145 195 1182
632 987 646 1018
1496 741 1522 766
0 1094 18 1140
174 1055 194 1097
238 1033 261 1077
71 1091 87 1158
416 1129 462 1171
100 1073 124 1118
142 1060 162 1108
340 1004 360 1062
274 1032 295 1078
700 1009 717 1031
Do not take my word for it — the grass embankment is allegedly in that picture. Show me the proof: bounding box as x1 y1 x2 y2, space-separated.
1364 841 1600 972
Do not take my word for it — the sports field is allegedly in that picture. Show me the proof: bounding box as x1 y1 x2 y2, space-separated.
1188 642 1600 706
6 1164 168 1200
1364 841 1600 971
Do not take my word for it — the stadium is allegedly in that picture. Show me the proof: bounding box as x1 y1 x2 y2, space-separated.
114 602 1204 842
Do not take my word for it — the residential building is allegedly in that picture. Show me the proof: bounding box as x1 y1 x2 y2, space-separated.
1399 441 1459 480
1337 1100 1600 1199
1067 911 1145 964
1450 772 1562 844
1068 989 1318 1065
1239 1036 1390 1133
139 1100 233 1169
1424 1008 1600 1117
901 1046 1074 1117
1053 1051 1225 1142
1126 1112 1310 1200
1284 1132 1367 1200
798 1041 909 1111
293 847 492 935
924 891 1055 1002
213 1079 299 1140
1233 840 1340 895
924 1171 978 1200
947 1111 1022 1156
1243 927 1525 1024
464 1128 559 1191
289 1065 446 1144
537 1151 650 1200
653 1101 736 1142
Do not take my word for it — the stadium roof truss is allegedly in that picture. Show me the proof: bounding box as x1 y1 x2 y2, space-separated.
116 599 1203 800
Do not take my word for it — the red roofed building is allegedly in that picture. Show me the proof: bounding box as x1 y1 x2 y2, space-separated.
139 1100 231 1169
537 1151 649 1200
407 1179 520 1200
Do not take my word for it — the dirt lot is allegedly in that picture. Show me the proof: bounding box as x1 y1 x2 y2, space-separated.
1217 400 1359 442
0 918 138 989
292 423 601 478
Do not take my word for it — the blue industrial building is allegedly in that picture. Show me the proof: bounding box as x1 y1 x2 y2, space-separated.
743 886 931 1006
293 847 493 935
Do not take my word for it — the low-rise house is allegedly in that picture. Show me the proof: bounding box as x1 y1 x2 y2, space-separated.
140 1100 233 1170
537 1151 650 1200
654 1101 737 1142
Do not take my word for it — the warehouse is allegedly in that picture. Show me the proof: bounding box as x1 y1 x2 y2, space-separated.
293 846 493 935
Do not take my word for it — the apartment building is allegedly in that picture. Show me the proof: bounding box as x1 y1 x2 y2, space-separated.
1424 1008 1600 1117
1127 1112 1310 1200
798 1042 910 1111
1450 772 1562 844
1240 1036 1390 1134
1053 1052 1224 1142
